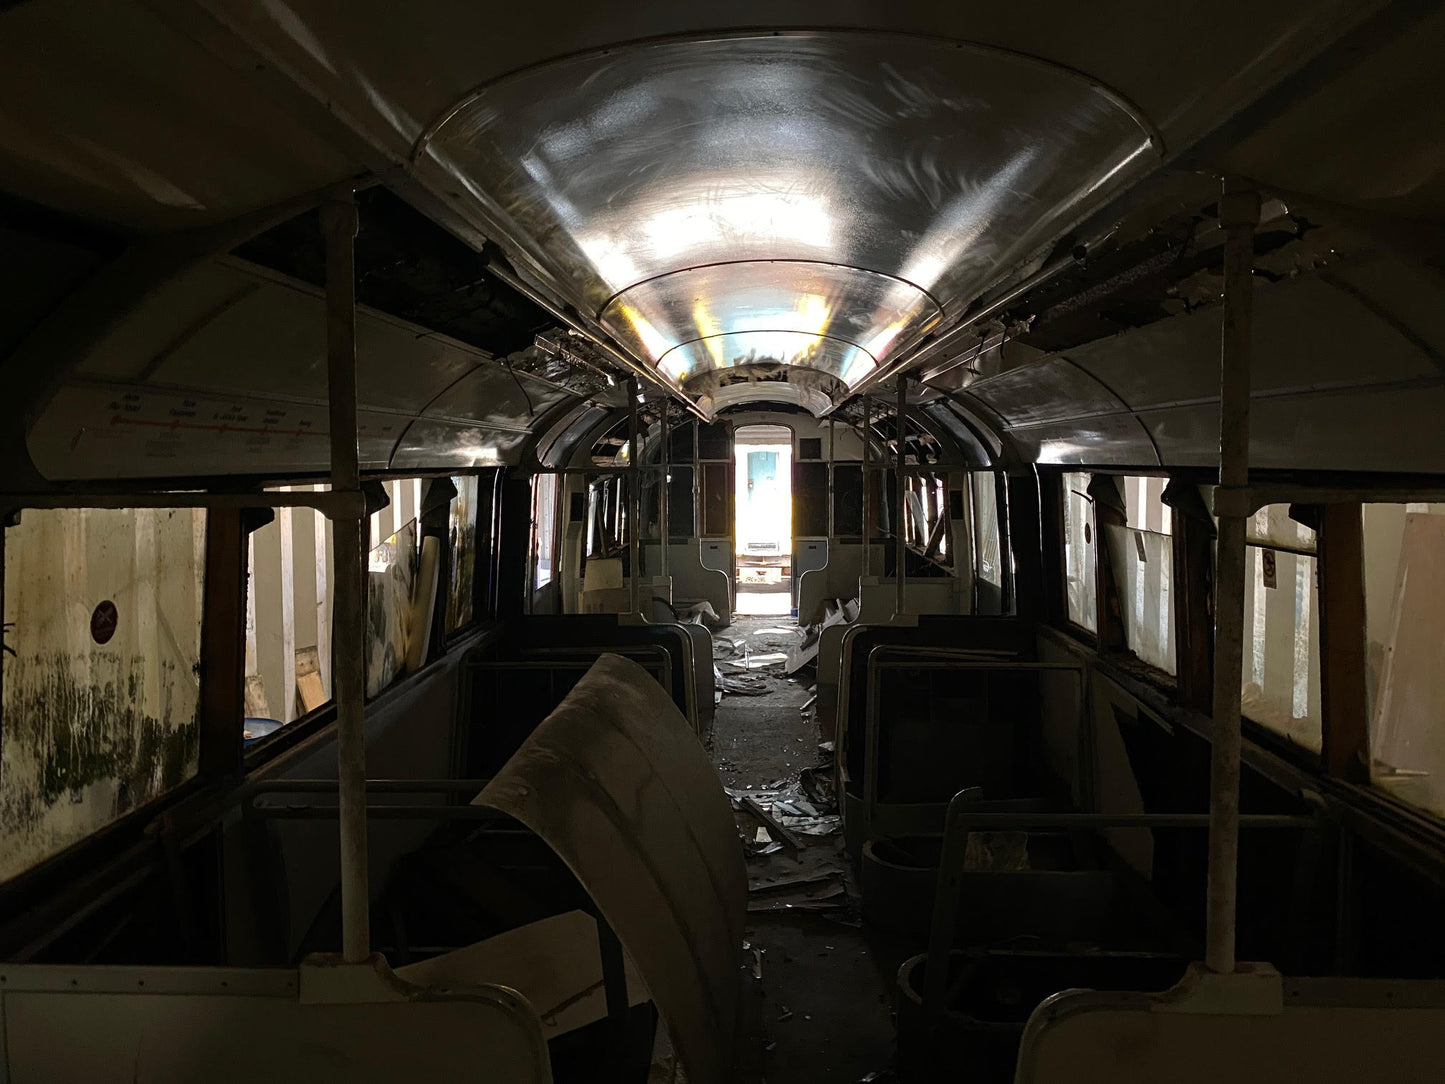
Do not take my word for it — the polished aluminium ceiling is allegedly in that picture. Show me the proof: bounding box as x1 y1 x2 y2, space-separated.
414 33 1159 409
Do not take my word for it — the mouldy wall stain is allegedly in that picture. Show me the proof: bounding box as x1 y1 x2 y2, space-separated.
0 652 199 881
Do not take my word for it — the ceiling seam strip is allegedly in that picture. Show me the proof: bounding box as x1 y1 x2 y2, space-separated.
654 329 882 369
382 353 573 470
1057 355 1164 468
594 258 948 322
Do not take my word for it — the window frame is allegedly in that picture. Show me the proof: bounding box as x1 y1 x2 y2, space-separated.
1057 470 1099 640
0 501 222 887
529 471 561 594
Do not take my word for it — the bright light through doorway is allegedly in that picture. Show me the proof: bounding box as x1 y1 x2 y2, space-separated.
734 426 793 616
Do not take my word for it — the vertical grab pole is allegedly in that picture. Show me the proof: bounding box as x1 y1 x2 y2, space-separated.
895 375 908 618
321 190 370 964
660 399 670 584
1205 179 1260 975
827 417 836 540
861 397 871 578
627 378 642 618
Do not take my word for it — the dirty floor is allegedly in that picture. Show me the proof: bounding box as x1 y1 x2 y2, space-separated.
709 616 907 1084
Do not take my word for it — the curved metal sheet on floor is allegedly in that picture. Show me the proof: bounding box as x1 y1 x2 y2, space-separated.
474 652 746 1084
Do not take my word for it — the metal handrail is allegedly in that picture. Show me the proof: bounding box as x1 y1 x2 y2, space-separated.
244 778 505 822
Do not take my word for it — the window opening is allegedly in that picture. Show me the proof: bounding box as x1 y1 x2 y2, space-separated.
1241 504 1321 751
1103 475 1175 674
1 507 205 881
1362 503 1445 814
1061 472 1096 632
365 515 417 699
246 489 331 732
531 474 558 591
972 472 1002 589
445 474 480 634
899 469 952 571
734 424 792 616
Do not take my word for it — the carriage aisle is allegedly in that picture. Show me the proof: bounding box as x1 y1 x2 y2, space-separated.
708 616 903 1083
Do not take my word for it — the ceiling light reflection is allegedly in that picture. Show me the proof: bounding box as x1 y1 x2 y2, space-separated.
615 303 671 360
641 188 834 263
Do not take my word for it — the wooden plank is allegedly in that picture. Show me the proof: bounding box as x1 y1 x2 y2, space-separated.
1319 504 1368 780
277 505 296 723
244 533 259 706
313 487 331 697
288 503 320 699
294 645 327 715
741 796 802 854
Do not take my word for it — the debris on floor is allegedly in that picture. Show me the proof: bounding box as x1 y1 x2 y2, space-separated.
798 764 835 809
728 769 850 913
708 614 896 1080
742 795 804 853
717 667 771 696
725 777 841 838
673 599 725 628
731 651 789 670
787 596 859 674
748 876 848 915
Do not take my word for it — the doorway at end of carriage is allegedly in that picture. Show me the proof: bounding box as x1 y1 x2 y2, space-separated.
732 424 793 616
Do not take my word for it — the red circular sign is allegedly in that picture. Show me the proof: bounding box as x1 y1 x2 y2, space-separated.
90 600 118 645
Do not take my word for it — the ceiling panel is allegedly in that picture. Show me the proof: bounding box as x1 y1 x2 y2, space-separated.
414 33 1156 401
601 260 940 386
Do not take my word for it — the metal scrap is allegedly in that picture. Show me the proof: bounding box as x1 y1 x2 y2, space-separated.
787 597 859 674
731 652 788 670
742 796 803 854
725 770 840 841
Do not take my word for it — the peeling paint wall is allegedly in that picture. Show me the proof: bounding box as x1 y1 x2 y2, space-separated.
1 508 205 881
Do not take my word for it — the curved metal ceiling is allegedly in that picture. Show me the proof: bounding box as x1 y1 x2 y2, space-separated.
414 33 1159 408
